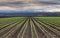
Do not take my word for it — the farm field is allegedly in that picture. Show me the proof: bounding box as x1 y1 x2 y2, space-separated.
0 17 60 38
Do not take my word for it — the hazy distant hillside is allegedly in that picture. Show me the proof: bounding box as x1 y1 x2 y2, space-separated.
0 9 60 16
0 12 60 16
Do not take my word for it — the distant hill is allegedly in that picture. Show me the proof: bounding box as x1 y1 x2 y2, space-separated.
0 9 60 16
0 12 60 16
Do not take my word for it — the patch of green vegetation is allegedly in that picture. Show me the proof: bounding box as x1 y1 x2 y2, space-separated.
0 17 25 25
34 17 60 25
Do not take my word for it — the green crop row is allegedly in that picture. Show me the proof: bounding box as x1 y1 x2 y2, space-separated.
33 17 60 37
34 17 60 25
0 17 26 29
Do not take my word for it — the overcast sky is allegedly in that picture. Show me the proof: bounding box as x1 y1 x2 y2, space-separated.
0 0 60 12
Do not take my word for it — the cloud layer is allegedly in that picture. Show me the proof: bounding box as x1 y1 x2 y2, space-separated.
0 0 60 12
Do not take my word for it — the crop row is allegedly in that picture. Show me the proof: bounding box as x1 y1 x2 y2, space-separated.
33 17 60 38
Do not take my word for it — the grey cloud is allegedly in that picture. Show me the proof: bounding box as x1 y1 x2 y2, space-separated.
39 1 60 5
0 1 26 5
0 0 60 8
7 1 26 4
0 0 60 5
0 1 28 8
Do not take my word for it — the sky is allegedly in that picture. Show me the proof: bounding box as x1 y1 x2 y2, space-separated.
0 0 60 12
